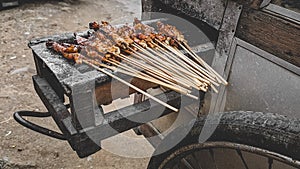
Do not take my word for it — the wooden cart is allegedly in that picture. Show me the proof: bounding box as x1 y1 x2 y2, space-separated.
14 0 300 168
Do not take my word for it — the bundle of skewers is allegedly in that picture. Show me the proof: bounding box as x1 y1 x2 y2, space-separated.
46 18 227 112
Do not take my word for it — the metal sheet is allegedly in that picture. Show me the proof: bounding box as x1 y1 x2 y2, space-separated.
225 39 300 119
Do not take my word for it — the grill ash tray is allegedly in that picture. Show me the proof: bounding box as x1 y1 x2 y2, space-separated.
20 18 216 158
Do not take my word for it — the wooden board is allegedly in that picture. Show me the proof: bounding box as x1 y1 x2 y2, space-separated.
236 8 300 67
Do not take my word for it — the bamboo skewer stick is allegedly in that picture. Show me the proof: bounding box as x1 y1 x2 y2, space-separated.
154 46 214 86
117 53 196 89
82 59 179 112
143 47 207 89
106 63 195 99
181 42 228 85
108 64 198 99
106 58 198 98
172 47 221 88
130 46 201 89
85 40 218 93
154 41 217 87
118 54 181 85
51 20 229 103
177 42 218 79
157 40 218 83
154 40 211 78
83 52 200 95
135 43 211 86
97 52 201 99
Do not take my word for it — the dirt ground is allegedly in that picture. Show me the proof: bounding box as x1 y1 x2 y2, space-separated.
0 0 152 168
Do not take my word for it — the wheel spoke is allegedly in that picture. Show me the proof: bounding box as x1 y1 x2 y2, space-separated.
268 158 273 169
192 152 203 169
209 148 218 169
236 150 250 169
155 142 300 169
181 158 195 169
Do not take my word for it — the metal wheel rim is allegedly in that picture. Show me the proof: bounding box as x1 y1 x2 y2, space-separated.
158 141 300 169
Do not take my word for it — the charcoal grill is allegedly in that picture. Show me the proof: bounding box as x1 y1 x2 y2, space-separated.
14 0 300 165
14 13 218 157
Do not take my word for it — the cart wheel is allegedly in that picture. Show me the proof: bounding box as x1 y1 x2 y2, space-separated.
148 111 300 169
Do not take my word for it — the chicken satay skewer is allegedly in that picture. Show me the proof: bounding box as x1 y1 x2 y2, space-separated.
75 27 211 92
80 30 197 90
90 20 216 92
82 44 198 99
49 42 180 112
102 19 223 86
155 21 226 83
48 40 180 110
156 21 227 85
69 51 196 97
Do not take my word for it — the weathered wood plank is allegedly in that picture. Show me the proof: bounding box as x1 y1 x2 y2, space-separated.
236 8 300 67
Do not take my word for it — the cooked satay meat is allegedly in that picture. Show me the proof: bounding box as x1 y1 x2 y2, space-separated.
47 41 78 53
46 18 227 95
46 41 83 63
154 33 167 42
92 20 157 50
133 18 155 35
163 36 178 48
132 18 167 48
157 21 185 42
103 28 129 46
130 34 154 48
85 31 116 55
83 32 124 61
101 21 115 31
89 21 126 47
89 40 107 53
84 49 99 58
89 21 100 31
117 24 136 38
50 19 184 63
